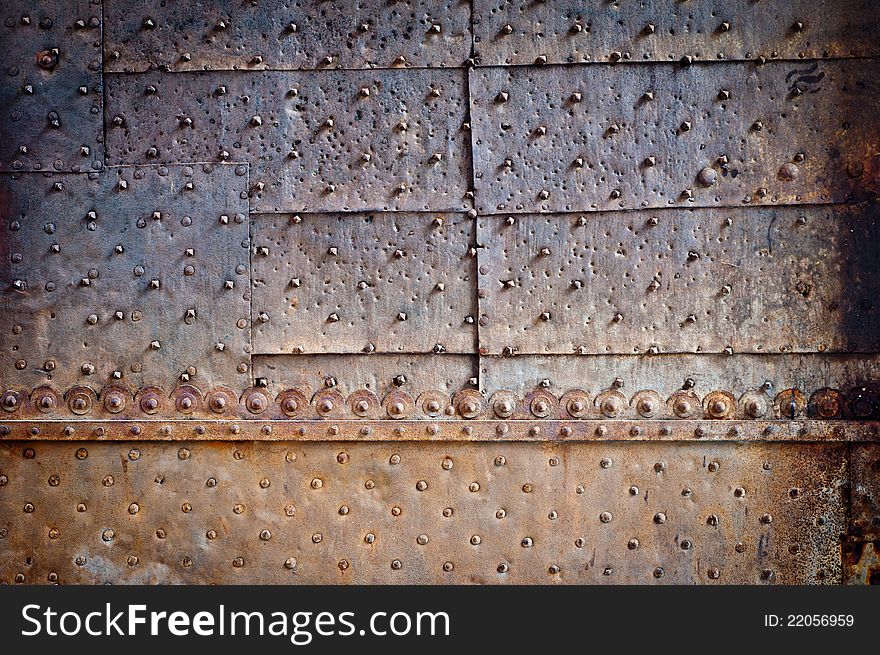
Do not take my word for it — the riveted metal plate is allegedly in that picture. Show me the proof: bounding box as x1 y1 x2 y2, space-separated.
473 0 880 67
105 69 473 213
477 204 880 355
252 213 477 354
849 444 880 541
0 165 251 390
104 0 472 72
253 354 478 401
480 354 880 409
0 0 103 172
0 440 845 584
469 61 880 214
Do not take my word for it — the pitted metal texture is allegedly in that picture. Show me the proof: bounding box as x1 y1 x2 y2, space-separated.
473 0 880 66
476 204 880 355
104 0 473 72
0 0 104 172
470 61 880 214
252 213 477 354
0 440 846 584
0 165 252 391
105 69 473 213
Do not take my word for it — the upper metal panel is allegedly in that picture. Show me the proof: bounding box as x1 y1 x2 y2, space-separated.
0 165 251 390
473 0 880 66
252 212 477 354
0 0 103 172
477 204 880 355
0 440 845 584
104 0 472 71
469 61 880 214
106 70 473 213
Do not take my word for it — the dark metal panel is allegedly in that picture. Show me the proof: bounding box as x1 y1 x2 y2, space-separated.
0 440 845 584
0 0 104 172
0 165 252 391
469 61 880 214
253 354 478 401
473 0 880 66
105 70 473 213
104 0 472 72
252 213 477 354
477 204 880 355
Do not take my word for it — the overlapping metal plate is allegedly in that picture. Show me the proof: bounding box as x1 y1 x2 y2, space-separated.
469 60 880 214
0 441 846 584
0 165 251 391
473 0 880 66
252 212 477 354
105 69 473 213
253 354 478 400
476 204 880 355
0 0 104 172
104 0 472 72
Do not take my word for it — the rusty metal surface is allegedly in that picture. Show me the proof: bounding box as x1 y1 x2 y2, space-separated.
0 440 846 584
0 165 252 391
0 0 104 172
253 354 478 400
252 213 477 354
470 61 880 214
105 69 473 213
473 0 880 66
477 204 880 355
849 444 880 541
2 1 880 586
104 0 472 72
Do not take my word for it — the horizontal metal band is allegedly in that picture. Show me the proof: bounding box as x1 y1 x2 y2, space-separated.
0 440 847 584
0 419 878 442
2 383 877 421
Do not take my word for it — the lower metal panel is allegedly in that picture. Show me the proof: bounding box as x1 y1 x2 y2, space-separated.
0 440 845 584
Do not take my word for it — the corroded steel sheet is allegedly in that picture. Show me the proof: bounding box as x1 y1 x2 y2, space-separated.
477 204 880 355
850 444 880 541
480 354 880 420
104 0 472 72
0 165 252 391
0 0 104 172
0 440 846 584
253 354 478 400
105 69 473 213
473 0 880 66
252 213 477 354
469 61 880 214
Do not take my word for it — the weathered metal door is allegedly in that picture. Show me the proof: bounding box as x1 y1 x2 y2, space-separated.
1 0 879 584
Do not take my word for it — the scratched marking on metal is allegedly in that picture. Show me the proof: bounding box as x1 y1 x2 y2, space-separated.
0 441 845 584
849 444 880 541
473 0 880 66
105 69 473 213
0 0 104 172
253 354 478 402
252 213 477 354
469 61 880 214
104 0 472 72
0 165 252 391
477 204 880 355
